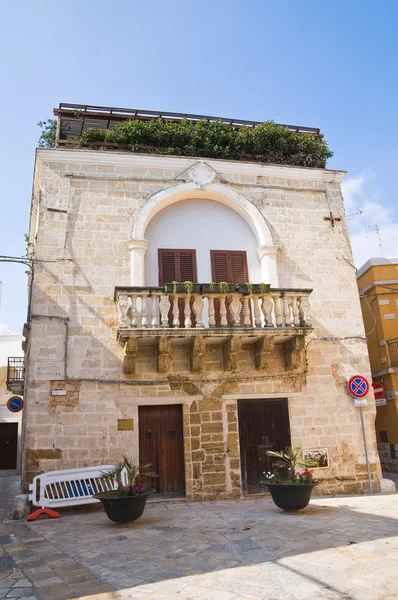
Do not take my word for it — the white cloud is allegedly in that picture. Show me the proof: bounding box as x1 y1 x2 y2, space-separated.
341 171 398 268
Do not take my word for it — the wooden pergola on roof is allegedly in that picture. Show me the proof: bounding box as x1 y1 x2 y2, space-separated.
53 102 323 146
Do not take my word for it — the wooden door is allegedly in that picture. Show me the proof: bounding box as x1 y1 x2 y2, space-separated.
139 405 185 497
158 249 197 327
210 250 249 326
0 423 18 470
238 398 291 495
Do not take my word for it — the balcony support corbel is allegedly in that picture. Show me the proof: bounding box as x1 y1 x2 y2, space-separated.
254 336 274 371
157 337 171 374
123 338 137 375
284 335 305 371
223 336 241 372
191 337 206 373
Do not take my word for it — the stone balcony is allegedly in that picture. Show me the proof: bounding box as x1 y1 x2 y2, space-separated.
114 285 312 376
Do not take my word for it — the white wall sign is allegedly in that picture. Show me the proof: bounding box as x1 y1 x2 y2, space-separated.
354 397 368 407
51 390 67 396
375 397 387 407
34 362 64 381
387 390 394 401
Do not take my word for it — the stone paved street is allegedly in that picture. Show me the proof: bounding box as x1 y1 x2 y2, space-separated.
1 481 398 600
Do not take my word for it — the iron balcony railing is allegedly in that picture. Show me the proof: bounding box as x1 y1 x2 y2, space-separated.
387 338 398 367
7 357 25 383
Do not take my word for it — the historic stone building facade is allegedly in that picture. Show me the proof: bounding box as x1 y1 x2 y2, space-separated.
22 110 382 498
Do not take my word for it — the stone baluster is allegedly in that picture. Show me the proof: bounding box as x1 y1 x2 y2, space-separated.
291 296 300 327
117 294 130 328
230 294 242 327
192 294 204 328
273 295 283 327
130 294 139 328
208 296 215 328
282 297 291 327
140 294 148 328
184 295 192 328
150 294 159 328
299 295 311 327
172 296 180 328
261 296 274 327
252 296 262 328
219 296 228 328
243 297 252 327
159 295 170 328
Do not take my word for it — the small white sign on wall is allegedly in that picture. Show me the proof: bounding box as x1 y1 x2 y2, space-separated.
387 390 394 401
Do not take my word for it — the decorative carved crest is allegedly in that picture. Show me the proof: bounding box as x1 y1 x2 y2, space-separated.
186 161 217 189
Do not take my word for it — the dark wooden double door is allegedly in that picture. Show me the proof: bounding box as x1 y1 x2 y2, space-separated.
139 405 185 498
238 398 291 495
0 423 18 470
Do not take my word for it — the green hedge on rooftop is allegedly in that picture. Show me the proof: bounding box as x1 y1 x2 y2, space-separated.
76 118 333 168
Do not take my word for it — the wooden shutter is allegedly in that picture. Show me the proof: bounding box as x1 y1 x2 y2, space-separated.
211 250 249 327
230 252 248 283
210 250 248 284
158 249 197 285
158 249 197 327
179 251 197 283
159 250 178 286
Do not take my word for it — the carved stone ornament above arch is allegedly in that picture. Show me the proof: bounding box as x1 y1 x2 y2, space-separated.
128 174 279 286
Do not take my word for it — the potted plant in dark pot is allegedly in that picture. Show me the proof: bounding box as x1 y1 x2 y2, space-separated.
94 457 158 523
261 447 318 511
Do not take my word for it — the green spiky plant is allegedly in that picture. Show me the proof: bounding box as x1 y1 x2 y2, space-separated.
265 447 318 483
101 456 158 497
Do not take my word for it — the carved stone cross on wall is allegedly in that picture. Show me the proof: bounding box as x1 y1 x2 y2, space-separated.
324 211 341 228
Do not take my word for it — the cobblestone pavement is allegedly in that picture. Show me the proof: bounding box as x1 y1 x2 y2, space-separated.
1 484 397 600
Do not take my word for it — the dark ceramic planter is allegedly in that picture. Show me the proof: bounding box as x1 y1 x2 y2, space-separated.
94 489 155 523
261 483 318 511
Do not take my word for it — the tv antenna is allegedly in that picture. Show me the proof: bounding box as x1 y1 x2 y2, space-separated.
375 224 383 256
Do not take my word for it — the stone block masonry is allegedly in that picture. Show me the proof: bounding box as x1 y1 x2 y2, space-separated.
21 149 382 498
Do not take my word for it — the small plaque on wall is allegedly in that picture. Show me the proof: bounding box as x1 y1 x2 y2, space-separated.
118 419 134 431
302 448 329 468
34 362 65 381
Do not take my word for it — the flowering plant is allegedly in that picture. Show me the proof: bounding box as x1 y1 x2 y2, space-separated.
291 468 314 485
101 457 158 497
262 471 281 484
264 447 318 485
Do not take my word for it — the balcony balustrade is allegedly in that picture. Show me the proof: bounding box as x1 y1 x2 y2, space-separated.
114 286 312 375
6 357 25 395
115 285 311 334
387 338 398 367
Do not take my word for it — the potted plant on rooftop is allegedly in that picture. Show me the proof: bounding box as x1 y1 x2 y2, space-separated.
261 447 318 511
94 457 158 523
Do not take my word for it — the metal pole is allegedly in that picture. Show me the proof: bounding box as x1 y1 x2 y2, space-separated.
359 406 372 493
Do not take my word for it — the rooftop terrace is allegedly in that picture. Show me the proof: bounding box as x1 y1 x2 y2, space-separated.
51 103 331 168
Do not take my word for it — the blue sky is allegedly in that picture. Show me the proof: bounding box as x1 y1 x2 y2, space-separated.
1 0 397 334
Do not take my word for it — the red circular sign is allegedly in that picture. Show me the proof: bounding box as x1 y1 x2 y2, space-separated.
348 375 369 398
372 382 384 400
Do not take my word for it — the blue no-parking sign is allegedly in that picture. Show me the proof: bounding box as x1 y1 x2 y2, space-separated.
348 376 369 398
7 396 23 413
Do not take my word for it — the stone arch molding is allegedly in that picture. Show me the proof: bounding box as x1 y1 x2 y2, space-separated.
128 177 279 286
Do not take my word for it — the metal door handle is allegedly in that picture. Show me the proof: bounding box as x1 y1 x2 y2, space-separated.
169 429 175 438
146 430 152 439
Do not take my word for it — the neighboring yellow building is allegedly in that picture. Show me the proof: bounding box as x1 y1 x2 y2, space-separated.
357 258 398 471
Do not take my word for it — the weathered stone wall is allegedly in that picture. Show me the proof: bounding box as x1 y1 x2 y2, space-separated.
22 149 382 495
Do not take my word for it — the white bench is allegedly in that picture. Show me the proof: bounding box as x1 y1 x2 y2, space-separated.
28 464 123 509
